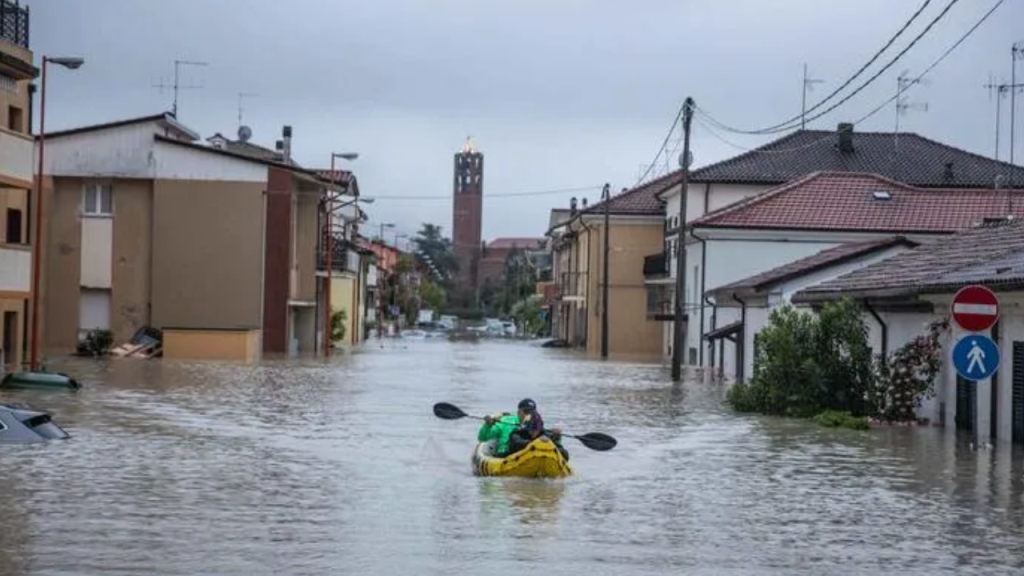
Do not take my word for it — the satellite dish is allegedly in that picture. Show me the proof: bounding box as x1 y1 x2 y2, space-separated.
238 125 253 142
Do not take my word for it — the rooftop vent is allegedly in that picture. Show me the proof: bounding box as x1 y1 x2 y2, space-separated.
871 190 892 201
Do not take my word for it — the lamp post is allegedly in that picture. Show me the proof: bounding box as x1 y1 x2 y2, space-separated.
30 56 84 373
393 232 408 334
377 222 395 338
322 151 358 357
600 183 611 359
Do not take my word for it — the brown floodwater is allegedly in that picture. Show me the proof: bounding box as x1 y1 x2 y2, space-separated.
1 337 1023 575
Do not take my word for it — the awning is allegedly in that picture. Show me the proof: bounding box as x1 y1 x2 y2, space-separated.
704 321 742 342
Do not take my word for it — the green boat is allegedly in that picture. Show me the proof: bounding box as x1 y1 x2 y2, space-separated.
0 370 81 391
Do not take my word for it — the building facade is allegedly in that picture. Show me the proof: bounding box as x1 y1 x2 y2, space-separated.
451 137 483 307
0 0 33 372
37 113 333 360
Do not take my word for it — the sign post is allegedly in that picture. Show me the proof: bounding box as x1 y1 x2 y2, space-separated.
950 284 1001 449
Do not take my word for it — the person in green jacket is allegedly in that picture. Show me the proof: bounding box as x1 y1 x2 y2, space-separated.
477 412 520 457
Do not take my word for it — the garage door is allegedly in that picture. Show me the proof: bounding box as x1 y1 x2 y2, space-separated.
79 288 111 338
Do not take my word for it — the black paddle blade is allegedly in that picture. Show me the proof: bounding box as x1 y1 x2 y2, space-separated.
574 432 617 451
433 402 468 420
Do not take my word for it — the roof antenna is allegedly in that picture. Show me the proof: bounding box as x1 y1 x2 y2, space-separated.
800 63 824 130
893 70 929 180
237 92 257 129
152 59 209 117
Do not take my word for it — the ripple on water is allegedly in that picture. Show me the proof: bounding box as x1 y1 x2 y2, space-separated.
1 340 1023 575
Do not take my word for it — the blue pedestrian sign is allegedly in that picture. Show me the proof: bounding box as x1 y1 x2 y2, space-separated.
952 334 1001 381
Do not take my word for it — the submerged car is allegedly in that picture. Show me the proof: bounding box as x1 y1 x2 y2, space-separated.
0 403 71 443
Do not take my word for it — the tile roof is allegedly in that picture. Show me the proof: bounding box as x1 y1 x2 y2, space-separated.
791 218 1024 302
486 237 546 250
579 170 682 216
692 171 1024 233
313 169 355 185
686 128 1024 188
709 236 919 296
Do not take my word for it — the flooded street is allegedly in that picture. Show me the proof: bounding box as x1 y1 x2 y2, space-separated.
2 339 1024 575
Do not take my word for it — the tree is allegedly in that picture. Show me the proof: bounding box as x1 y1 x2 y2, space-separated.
411 223 458 289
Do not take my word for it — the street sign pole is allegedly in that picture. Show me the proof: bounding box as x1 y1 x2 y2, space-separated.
950 284 1001 449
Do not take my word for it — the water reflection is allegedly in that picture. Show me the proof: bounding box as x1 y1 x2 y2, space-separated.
0 340 1022 574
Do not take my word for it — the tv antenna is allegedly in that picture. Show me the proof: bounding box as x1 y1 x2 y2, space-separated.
237 92 258 128
153 59 208 116
984 74 1013 160
800 63 824 130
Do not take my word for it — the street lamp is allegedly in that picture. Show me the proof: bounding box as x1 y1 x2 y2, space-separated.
30 56 84 374
600 183 611 359
322 152 359 357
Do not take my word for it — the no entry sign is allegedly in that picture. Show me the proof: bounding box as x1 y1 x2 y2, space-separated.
951 284 1000 333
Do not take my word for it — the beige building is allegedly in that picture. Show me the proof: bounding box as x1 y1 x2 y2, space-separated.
546 172 682 359
37 113 344 361
0 2 33 372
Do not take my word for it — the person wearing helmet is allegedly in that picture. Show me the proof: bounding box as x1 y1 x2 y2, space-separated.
506 398 545 456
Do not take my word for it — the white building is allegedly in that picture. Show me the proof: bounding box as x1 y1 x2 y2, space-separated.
792 219 1024 445
653 123 1024 370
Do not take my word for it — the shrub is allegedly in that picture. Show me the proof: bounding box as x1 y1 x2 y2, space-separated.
331 309 347 343
869 318 947 423
813 410 870 430
76 328 113 357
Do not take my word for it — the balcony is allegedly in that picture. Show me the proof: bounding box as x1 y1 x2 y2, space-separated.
0 1 33 80
643 251 668 278
317 232 355 273
0 127 32 184
0 242 30 294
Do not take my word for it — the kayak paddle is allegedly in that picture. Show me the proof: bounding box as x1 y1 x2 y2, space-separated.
432 401 618 451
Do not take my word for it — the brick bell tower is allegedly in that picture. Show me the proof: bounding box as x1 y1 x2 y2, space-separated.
452 137 483 308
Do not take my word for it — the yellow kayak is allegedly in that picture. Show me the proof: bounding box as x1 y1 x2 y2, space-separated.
471 437 573 478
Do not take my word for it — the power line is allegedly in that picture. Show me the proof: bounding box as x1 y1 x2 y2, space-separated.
367 184 604 201
634 102 686 186
699 0 963 135
698 0 1003 144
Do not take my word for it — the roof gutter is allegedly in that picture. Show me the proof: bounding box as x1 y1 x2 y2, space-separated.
863 299 887 358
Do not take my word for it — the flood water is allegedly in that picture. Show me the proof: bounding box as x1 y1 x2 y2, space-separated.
2 338 1024 575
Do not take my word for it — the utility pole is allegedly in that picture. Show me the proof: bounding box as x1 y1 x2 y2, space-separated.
671 98 694 382
153 59 208 116
800 63 823 130
600 183 611 359
1011 41 1024 174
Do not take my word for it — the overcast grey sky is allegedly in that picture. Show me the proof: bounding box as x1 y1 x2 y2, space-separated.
27 0 1024 242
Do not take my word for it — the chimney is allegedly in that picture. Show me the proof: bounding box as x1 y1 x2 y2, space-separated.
837 123 854 153
275 140 284 161
282 125 293 162
570 196 578 215
943 161 955 182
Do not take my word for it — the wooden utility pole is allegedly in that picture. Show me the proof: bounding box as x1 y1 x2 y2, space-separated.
671 98 694 382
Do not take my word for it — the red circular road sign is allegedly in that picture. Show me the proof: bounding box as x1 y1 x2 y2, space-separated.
951 284 1000 332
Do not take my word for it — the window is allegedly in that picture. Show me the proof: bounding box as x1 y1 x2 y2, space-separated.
7 105 23 133
83 183 113 216
6 208 22 244
646 284 671 316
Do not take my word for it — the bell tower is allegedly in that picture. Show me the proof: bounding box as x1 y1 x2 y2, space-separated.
452 137 483 307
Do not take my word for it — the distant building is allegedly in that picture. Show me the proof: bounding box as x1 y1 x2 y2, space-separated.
451 137 483 307
478 237 547 289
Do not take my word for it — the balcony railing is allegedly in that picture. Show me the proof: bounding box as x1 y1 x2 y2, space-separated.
318 232 354 273
643 251 668 277
0 0 29 49
0 243 30 293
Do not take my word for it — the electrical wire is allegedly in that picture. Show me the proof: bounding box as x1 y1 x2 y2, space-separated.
699 0 963 135
634 102 686 186
366 184 604 201
695 0 1003 148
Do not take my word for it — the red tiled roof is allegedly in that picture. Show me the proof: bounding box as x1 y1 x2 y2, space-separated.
692 171 1024 233
791 218 1024 302
313 169 355 185
486 237 545 250
580 170 682 216
709 236 919 297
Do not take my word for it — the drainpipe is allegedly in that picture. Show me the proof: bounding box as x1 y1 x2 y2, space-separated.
691 228 708 365
862 299 887 358
579 218 595 349
732 292 747 382
704 294 717 367
259 190 268 352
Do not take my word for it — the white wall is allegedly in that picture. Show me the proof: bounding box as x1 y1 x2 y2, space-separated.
154 141 268 182
0 245 30 293
42 122 161 178
0 127 33 184
661 182 770 227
